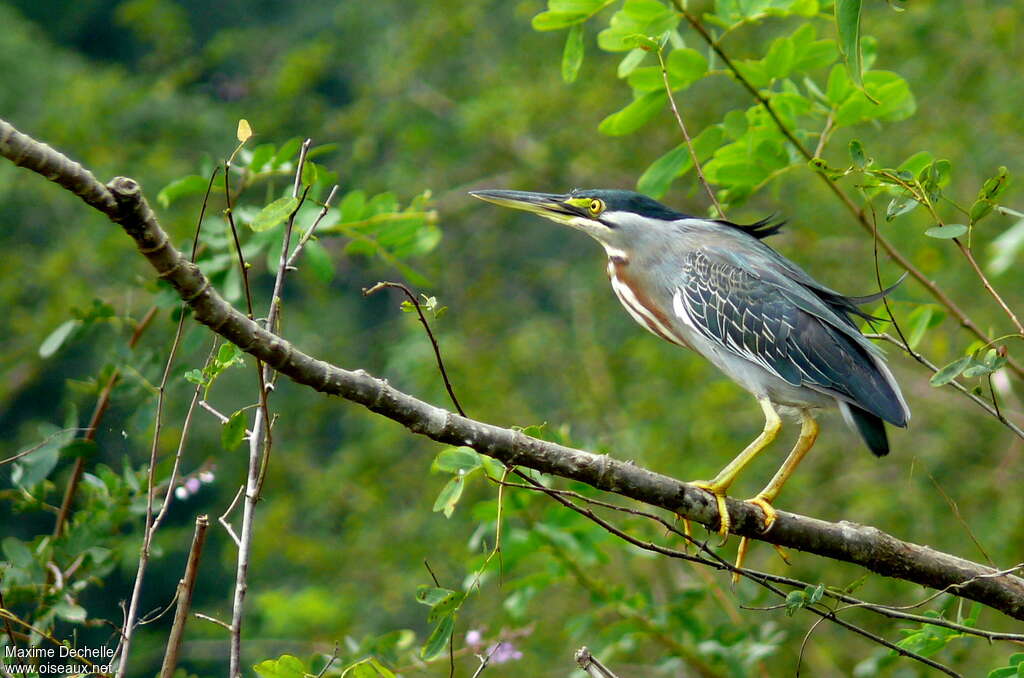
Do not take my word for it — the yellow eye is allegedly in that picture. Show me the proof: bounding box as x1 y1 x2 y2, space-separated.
589 199 604 215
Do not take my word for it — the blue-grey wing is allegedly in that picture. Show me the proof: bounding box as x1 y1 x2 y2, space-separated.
676 249 906 425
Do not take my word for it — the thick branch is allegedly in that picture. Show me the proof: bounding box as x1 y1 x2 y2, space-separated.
3 118 1024 622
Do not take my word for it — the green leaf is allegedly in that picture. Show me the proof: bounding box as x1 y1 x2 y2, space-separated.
416 586 457 607
636 126 724 198
60 439 98 460
885 194 918 221
340 190 367 223
39 319 81 358
302 240 335 282
53 601 87 623
596 0 678 52
666 48 708 86
532 11 587 31
905 305 933 349
432 476 465 518
420 616 454 661
617 48 647 77
253 655 307 678
250 197 300 232
987 216 1024 276
849 139 867 168
834 71 916 126
2 537 34 569
562 24 585 83
433 447 482 474
156 174 209 210
272 138 303 168
248 144 276 172
930 356 972 386
12 434 65 488
414 586 467 623
835 0 864 88
342 658 396 678
924 224 967 239
598 90 667 136
222 410 248 451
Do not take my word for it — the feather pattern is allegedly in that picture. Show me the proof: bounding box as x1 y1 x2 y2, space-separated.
675 247 908 427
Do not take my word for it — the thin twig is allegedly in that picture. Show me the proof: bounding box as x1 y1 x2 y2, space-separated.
158 515 209 678
499 474 1024 644
228 141 311 678
115 366 205 678
285 185 339 271
364 281 466 417
194 613 232 631
656 47 722 216
864 332 1024 440
0 429 86 466
575 647 621 678
219 486 244 548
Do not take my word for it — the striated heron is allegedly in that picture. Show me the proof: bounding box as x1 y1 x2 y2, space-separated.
470 188 910 550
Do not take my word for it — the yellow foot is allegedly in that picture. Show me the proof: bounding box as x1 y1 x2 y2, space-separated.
744 495 778 533
733 536 751 585
691 481 731 541
673 515 693 553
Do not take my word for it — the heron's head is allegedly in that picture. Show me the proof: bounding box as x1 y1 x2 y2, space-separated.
470 188 690 258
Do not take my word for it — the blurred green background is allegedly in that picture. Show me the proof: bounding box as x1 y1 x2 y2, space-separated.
1 0 1022 676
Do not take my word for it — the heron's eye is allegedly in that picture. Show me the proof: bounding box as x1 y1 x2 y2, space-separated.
589 199 605 215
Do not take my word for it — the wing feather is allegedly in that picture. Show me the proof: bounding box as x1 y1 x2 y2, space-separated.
676 249 906 424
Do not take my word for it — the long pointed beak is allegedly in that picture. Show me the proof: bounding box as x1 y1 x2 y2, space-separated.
469 189 576 222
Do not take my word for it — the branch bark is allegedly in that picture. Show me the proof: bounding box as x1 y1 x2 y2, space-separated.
3 117 1024 623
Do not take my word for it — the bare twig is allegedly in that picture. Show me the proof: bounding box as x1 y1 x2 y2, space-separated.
285 185 339 271
218 486 244 548
228 140 311 678
194 613 232 631
575 647 621 678
656 47 722 216
158 515 209 678
864 332 1024 440
364 281 466 416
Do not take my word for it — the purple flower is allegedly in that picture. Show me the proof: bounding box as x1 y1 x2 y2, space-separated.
185 477 201 494
465 629 483 648
488 642 522 664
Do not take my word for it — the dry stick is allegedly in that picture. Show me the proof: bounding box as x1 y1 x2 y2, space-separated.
656 48 722 217
954 239 1024 336
227 139 312 678
575 646 621 678
158 515 209 678
363 281 466 416
53 305 157 538
670 1 1024 381
115 377 204 678
3 120 1024 621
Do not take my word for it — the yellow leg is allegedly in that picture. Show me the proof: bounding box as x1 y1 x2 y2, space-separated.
734 411 819 579
692 397 782 538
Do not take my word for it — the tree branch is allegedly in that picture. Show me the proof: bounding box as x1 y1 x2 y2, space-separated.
3 117 1024 623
